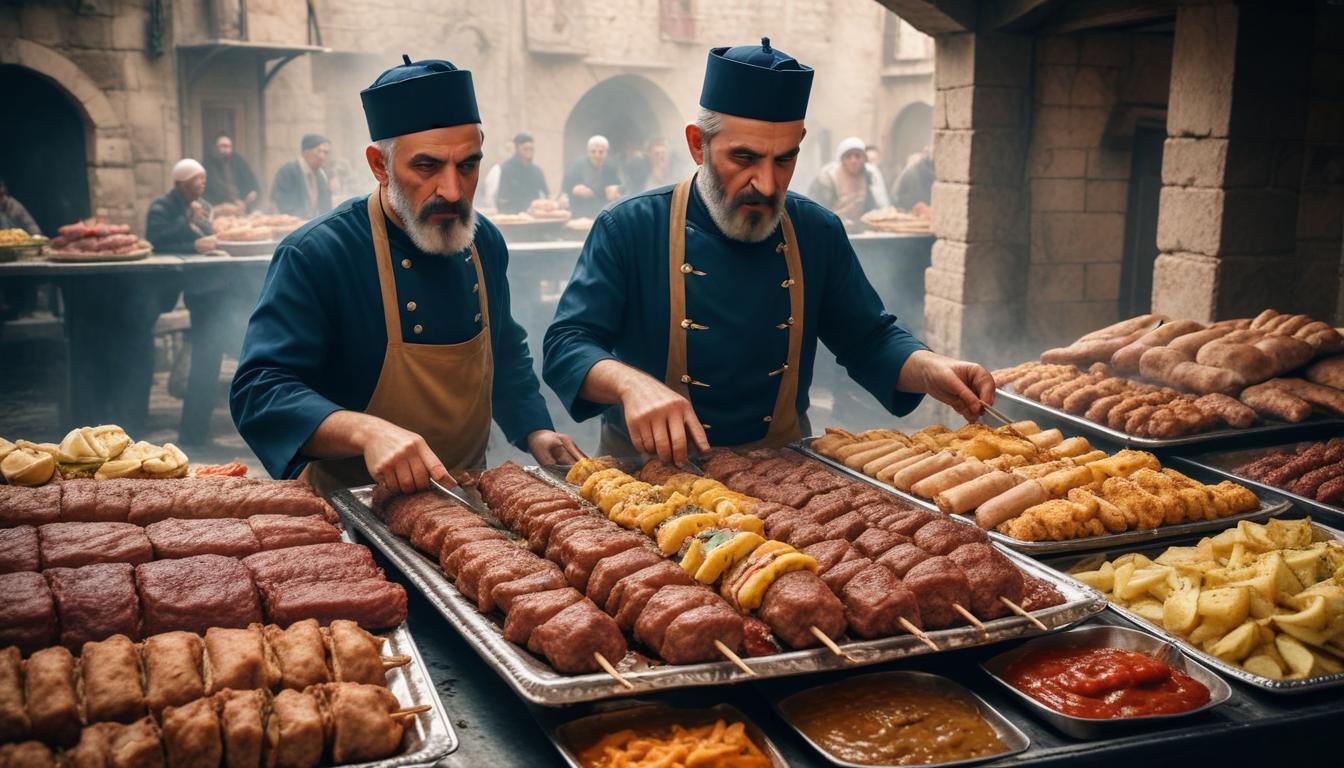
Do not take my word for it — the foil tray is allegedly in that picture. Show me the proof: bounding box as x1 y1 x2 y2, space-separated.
995 388 1344 450
792 437 1292 555
1040 520 1344 695
1171 444 1344 523
332 480 1104 707
362 622 459 768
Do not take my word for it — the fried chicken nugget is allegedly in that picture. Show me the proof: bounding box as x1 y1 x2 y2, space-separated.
1099 477 1165 530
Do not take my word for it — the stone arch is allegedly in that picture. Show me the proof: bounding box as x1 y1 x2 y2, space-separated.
0 39 134 222
885 101 933 181
562 74 684 185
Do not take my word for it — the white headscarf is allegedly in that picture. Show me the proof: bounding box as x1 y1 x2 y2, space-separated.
171 158 206 182
835 136 866 162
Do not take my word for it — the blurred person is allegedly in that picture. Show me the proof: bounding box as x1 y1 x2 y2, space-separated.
479 140 513 212
270 134 333 218
865 143 890 200
808 136 890 221
562 135 621 218
231 55 581 494
623 137 673 193
202 133 260 210
146 159 216 254
894 146 934 212
496 132 550 214
0 177 40 234
0 177 43 321
544 39 995 463
865 144 881 168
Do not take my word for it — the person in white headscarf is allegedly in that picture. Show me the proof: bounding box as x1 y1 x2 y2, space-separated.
807 136 891 222
147 158 217 254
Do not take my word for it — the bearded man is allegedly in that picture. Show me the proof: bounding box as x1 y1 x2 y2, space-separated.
231 55 581 494
543 39 996 463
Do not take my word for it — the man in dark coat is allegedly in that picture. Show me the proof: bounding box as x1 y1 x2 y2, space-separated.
270 134 333 219
496 132 550 214
203 133 260 210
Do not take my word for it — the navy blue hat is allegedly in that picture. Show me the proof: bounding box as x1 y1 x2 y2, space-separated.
360 55 480 141
699 37 813 122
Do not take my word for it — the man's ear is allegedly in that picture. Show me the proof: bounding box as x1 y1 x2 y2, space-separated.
366 144 390 185
685 124 705 167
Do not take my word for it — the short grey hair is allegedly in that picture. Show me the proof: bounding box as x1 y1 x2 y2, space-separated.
695 108 724 146
374 138 397 169
587 135 609 150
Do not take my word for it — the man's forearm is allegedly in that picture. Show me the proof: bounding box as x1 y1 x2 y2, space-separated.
576 358 643 406
301 409 378 459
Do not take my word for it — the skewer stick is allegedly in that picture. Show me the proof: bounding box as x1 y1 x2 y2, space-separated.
953 603 989 639
593 652 634 689
391 704 433 719
898 618 939 652
1000 597 1048 631
381 654 412 670
809 626 855 661
715 640 756 676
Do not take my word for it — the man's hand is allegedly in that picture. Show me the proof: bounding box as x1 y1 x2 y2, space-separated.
897 349 997 422
244 190 258 204
360 419 451 494
571 183 594 199
194 235 218 253
527 430 586 465
619 372 709 465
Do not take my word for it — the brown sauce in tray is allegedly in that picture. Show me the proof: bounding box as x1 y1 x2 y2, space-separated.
781 677 1007 766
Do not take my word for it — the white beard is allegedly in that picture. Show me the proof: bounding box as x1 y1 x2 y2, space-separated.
695 161 784 243
386 175 477 255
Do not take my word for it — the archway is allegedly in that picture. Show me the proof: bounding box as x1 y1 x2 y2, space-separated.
0 65 91 233
562 75 684 195
885 101 933 183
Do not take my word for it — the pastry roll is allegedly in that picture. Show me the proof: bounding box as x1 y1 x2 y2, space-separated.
935 470 1022 516
910 459 991 498
890 451 962 492
975 480 1047 530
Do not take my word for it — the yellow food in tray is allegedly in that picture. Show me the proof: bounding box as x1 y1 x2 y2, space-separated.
1069 517 1344 681
576 719 771 768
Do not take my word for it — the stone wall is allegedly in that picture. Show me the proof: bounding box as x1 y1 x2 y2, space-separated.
1023 30 1172 349
1298 0 1344 325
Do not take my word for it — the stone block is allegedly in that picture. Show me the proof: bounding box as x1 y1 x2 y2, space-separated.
929 240 1028 303
1151 252 1219 322
18 4 61 45
935 33 975 89
110 10 143 50
95 135 132 167
935 128 1023 186
1031 178 1086 212
1037 65 1073 107
1029 148 1087 179
1168 4 1237 138
1293 258 1342 320
972 86 1024 129
91 166 135 211
1069 66 1120 108
1080 33 1131 67
1215 256 1297 319
1028 263 1085 303
942 86 972 130
1085 262 1122 300
1085 180 1129 212
1161 138 1227 188
933 89 949 130
67 49 127 91
1156 186 1224 256
1037 35 1079 65
923 294 965 356
69 14 113 50
1086 149 1131 180
1031 212 1125 263
1034 106 1109 149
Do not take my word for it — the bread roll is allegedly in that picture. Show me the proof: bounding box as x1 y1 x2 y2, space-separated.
936 470 1021 516
1304 355 1344 390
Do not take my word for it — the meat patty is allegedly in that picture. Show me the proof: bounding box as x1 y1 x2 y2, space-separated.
820 557 872 596
438 527 507 562
763 509 807 541
0 525 39 573
491 568 569 614
633 585 723 657
875 542 931 577
607 561 694 631
476 558 558 613
801 491 851 523
801 539 857 574
37 522 152 569
502 588 583 645
912 517 989 555
821 511 868 542
788 523 830 549
760 570 847 648
136 555 262 635
543 517 612 563
528 600 628 674
842 564 923 637
880 509 939 537
851 528 910 559
0 485 60 527
585 547 665 607
47 562 142 649
948 543 1023 619
246 514 342 551
441 538 517 579
144 518 261 560
263 579 407 629
902 556 972 629
456 546 538 603
558 532 648 592
0 572 56 654
660 604 745 664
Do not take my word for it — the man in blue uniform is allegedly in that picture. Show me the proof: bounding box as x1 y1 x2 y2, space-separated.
231 55 581 494
544 39 996 463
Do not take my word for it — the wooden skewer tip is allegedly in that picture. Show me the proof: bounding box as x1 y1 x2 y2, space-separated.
897 617 939 652
391 704 433 719
381 654 412 669
953 603 989 638
593 651 634 689
809 625 855 661
715 639 756 676
1000 596 1049 631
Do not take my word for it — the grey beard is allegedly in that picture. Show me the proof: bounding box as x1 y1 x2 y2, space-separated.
694 162 783 243
385 176 477 255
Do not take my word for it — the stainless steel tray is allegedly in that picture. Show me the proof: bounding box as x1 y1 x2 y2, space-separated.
1172 444 1343 522
996 387 1344 450
1040 521 1344 694
539 701 790 768
364 623 459 768
333 479 1104 707
792 437 1292 555
980 624 1232 739
772 671 1030 767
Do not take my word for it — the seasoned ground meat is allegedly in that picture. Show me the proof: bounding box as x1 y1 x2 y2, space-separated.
543 517 612 563
528 600 627 674
47 563 142 649
633 585 723 656
660 604 745 664
742 617 780 657
801 490 850 522
875 543 931 577
788 523 830 549
819 557 872 595
441 539 516 579
585 548 665 607
902 557 972 629
0 525 39 574
38 522 153 569
502 588 583 644
558 532 648 592
456 546 537 603
801 539 857 574
1020 577 1065 612
851 528 910 559
607 561 694 630
842 564 922 637
475 558 557 613
913 517 989 555
947 543 1023 620
821 511 868 542
0 572 56 654
437 527 507 562
137 555 262 636
760 571 846 648
491 568 569 614
764 509 807 542
881 509 939 537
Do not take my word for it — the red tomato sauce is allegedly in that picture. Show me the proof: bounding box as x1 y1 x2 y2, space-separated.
1003 646 1210 719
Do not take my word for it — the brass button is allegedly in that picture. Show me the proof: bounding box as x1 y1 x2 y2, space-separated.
775 316 795 330
681 319 692 329
768 363 789 377
679 374 710 388
775 242 786 253
412 324 423 334
406 301 417 312
780 278 796 288
703 423 712 429
472 283 479 294
680 374 691 383
401 258 412 269
474 312 482 323
763 416 773 423
681 263 693 273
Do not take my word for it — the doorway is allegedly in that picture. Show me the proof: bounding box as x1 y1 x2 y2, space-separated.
0 65 91 233
1119 121 1165 316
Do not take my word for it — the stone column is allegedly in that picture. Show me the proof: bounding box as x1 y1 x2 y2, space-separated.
923 31 1033 365
1152 2 1314 320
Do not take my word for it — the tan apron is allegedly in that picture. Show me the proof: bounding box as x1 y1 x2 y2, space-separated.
302 193 494 496
599 176 806 456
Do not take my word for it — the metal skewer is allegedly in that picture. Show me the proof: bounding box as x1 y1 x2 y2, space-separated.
593 652 633 689
1000 596 1048 631
431 477 492 517
715 640 756 675
978 400 1033 443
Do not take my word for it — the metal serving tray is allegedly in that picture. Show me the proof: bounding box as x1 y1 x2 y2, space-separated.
771 671 1029 767
980 624 1232 739
1040 520 1344 695
332 480 1104 707
363 623 459 768
1172 443 1343 522
538 701 790 768
792 437 1292 555
995 387 1344 450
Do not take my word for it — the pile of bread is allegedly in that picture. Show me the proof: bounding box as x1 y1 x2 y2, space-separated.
211 212 307 242
0 426 188 486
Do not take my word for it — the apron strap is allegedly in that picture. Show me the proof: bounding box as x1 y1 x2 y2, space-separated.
765 210 805 443
367 192 403 343
665 176 694 399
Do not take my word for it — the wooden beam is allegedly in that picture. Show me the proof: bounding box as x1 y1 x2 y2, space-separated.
1036 0 1178 34
984 0 1069 32
872 0 975 36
